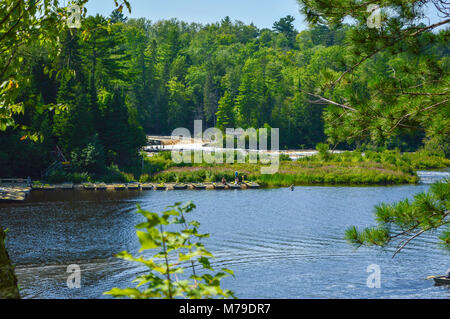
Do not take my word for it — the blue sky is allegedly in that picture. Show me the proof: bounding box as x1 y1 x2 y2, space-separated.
81 0 442 31
83 0 308 30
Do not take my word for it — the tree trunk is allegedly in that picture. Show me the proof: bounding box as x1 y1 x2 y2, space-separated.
0 226 20 299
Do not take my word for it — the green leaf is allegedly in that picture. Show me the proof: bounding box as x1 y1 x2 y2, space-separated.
222 268 235 278
137 230 160 251
198 257 213 270
104 287 142 298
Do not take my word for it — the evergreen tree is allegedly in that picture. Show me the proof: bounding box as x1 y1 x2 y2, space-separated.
203 73 219 127
99 89 145 168
296 0 449 148
272 15 297 48
53 30 93 155
110 8 128 23
216 91 235 131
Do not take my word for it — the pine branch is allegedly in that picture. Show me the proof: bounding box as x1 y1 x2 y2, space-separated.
392 229 427 258
302 90 357 111
331 18 450 88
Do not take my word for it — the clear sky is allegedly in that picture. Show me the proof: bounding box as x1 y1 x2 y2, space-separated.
81 0 443 31
83 0 308 30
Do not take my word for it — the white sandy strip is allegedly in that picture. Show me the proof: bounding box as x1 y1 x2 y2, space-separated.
148 142 344 159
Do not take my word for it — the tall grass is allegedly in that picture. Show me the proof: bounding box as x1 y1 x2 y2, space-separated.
44 149 447 186
301 149 450 170
147 159 418 186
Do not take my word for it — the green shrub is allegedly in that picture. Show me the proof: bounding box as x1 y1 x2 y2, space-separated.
104 202 235 299
70 172 91 183
46 170 68 183
316 143 331 161
70 134 106 174
100 164 132 183
139 174 151 183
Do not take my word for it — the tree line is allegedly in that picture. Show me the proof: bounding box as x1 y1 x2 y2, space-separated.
0 8 447 178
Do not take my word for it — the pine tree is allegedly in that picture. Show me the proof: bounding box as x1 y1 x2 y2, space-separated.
203 73 219 127
296 0 449 147
99 89 145 168
272 15 297 48
53 30 93 154
216 92 235 131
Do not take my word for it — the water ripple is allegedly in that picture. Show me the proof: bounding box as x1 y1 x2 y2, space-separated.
1 172 449 299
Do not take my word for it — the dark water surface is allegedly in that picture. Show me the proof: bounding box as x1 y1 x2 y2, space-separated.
1 171 449 299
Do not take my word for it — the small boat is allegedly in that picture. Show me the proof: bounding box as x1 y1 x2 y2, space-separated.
141 183 153 190
83 183 95 190
114 184 126 191
155 183 166 190
244 181 260 189
192 183 206 190
95 183 107 190
127 182 140 190
173 183 188 190
42 184 56 191
433 276 450 285
227 183 242 190
213 183 226 190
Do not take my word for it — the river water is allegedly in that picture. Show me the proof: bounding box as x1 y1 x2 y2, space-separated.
0 171 448 299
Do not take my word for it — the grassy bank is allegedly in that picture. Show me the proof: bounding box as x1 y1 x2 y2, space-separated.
42 149 449 187
140 150 436 186
144 160 418 186
311 149 450 170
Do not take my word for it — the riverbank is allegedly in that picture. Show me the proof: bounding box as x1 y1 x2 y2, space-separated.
146 161 418 186
141 150 450 186
21 150 450 187
0 227 20 299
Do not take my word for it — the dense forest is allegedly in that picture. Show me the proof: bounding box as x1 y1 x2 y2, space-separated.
0 8 448 179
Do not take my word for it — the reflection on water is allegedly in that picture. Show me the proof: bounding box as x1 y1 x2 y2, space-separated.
0 171 449 298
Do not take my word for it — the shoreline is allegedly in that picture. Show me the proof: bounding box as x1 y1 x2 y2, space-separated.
1 151 448 195
0 177 426 202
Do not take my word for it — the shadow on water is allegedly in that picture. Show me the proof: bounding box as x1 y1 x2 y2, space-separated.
0 170 449 298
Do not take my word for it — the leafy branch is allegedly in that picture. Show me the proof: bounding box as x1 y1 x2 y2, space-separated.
104 201 236 299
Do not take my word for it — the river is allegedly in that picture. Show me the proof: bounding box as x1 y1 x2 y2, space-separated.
0 171 448 299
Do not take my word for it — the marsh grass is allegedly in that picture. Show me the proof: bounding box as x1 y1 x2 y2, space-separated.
43 150 447 186
147 159 418 186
